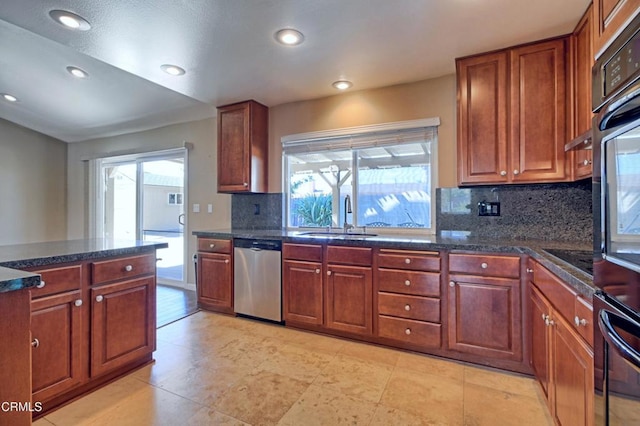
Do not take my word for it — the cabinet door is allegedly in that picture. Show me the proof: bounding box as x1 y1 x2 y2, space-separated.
448 275 522 361
325 264 373 336
529 285 552 400
91 276 155 377
218 102 250 192
197 252 233 314
31 290 85 402
456 52 509 185
283 260 323 325
552 315 594 426
510 38 568 183
594 0 640 55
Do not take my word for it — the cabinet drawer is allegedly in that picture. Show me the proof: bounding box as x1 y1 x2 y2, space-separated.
197 238 232 254
532 262 577 324
574 296 594 347
327 246 372 266
378 315 441 348
377 269 440 297
378 293 440 322
91 254 156 285
283 243 322 262
377 249 440 271
449 253 520 278
30 264 82 299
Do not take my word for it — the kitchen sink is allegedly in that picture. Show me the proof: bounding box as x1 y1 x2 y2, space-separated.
299 231 378 238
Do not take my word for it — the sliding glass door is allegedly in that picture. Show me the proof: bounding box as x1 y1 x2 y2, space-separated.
98 150 186 284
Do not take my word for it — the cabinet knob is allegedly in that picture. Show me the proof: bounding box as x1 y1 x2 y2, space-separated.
404 304 411 311
224 259 230 264
404 280 411 286
449 281 455 287
574 316 587 327
541 313 547 321
36 280 45 289
327 270 332 276
209 243 215 248
481 262 488 269
583 159 592 166
405 258 411 264
124 264 133 272
243 182 249 187
513 169 520 175
526 268 533 273
31 338 40 348
74 299 83 307
500 170 507 176
96 295 104 303
405 328 411 335
315 269 320 274
545 317 554 327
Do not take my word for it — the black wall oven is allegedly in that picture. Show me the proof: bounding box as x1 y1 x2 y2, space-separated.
593 11 640 425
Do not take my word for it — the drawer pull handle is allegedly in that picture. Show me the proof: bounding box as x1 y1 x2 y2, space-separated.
405 258 411 264
404 304 411 311
315 269 320 274
449 281 455 287
124 265 133 272
209 243 215 248
405 328 411 335
74 299 83 307
36 280 46 289
224 259 230 264
404 280 411 286
327 271 332 276
481 262 488 269
574 316 587 327
31 338 39 348
96 295 104 303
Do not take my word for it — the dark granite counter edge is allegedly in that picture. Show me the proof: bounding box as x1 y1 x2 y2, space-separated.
193 229 594 298
0 267 41 294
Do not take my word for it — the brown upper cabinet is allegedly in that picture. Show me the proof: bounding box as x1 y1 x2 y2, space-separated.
593 0 640 57
457 37 569 185
217 100 268 193
569 5 595 180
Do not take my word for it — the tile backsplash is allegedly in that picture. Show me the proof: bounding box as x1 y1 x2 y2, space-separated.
232 193 283 230
436 181 592 243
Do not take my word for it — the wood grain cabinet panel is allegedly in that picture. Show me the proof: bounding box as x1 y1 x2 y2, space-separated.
91 276 155 377
529 285 552 400
196 251 233 314
217 100 268 193
593 0 640 56
31 290 85 403
325 264 373 336
283 259 323 325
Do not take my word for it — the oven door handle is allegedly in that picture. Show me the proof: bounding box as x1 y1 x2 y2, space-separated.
598 82 640 131
599 309 640 371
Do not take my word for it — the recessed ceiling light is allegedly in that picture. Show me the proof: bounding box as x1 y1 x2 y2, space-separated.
275 28 305 46
332 80 353 90
2 93 18 102
161 64 186 76
49 10 91 31
66 66 88 78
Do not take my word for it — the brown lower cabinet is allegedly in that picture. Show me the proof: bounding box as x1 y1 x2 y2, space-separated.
28 253 157 417
196 238 233 314
282 258 323 325
528 259 594 426
325 264 372 335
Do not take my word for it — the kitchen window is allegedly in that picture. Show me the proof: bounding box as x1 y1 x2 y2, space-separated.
283 118 439 233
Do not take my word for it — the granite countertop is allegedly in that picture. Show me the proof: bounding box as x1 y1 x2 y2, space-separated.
0 239 168 293
193 228 594 297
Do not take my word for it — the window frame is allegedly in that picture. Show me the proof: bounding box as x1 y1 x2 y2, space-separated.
282 118 439 235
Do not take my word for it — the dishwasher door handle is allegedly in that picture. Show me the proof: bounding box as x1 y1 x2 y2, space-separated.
250 247 262 252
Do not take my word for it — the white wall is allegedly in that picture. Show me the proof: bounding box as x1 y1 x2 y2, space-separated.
0 118 67 244
66 117 229 284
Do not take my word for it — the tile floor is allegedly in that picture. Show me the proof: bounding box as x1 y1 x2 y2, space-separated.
33 311 553 426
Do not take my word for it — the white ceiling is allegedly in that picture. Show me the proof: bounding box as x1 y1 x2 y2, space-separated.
0 0 590 143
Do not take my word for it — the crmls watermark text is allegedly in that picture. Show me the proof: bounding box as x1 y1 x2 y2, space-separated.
1 401 43 412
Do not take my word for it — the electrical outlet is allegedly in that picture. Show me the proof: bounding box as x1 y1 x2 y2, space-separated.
478 201 500 216
207 204 213 213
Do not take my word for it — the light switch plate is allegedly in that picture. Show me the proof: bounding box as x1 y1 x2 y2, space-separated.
207 204 213 213
193 203 200 213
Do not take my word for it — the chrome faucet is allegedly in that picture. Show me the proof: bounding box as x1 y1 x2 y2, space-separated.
343 195 354 233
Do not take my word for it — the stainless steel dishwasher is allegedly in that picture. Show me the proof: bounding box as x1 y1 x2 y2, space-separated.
233 239 282 322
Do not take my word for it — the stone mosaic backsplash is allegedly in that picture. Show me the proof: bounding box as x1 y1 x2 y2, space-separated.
436 180 592 243
232 193 283 230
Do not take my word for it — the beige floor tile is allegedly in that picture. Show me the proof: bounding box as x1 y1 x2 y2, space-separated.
370 405 436 426
395 351 465 381
463 383 553 426
214 369 309 425
464 365 539 398
381 368 464 425
277 384 377 426
338 340 401 366
32 418 55 425
186 406 250 425
132 339 206 385
313 354 394 403
257 342 336 383
285 330 349 355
